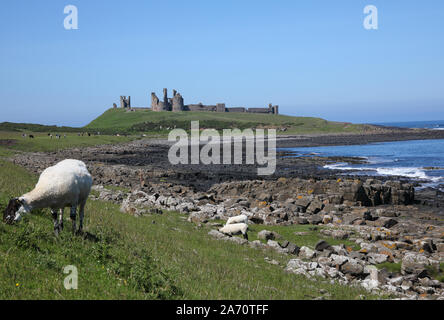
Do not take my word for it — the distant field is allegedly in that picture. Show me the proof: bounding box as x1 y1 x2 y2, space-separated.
86 108 369 134
0 132 136 153
0 122 82 133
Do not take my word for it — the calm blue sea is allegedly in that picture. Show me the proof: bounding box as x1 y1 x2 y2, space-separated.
283 121 444 189
372 120 444 130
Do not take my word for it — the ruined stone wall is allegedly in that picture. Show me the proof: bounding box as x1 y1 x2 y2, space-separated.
186 104 217 112
247 108 270 113
244 105 279 114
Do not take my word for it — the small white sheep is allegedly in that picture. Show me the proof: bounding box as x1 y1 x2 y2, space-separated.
226 214 248 225
219 223 249 240
3 159 93 235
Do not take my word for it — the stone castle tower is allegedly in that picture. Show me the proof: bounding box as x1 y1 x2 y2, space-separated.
120 96 131 108
151 88 184 111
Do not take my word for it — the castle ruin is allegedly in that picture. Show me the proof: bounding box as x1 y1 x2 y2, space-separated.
116 88 279 115
150 89 278 114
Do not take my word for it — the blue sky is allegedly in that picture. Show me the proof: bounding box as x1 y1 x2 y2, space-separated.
1 0 443 126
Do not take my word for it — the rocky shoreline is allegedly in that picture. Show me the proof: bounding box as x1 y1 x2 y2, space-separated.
275 128 444 148
9 132 444 299
91 181 444 300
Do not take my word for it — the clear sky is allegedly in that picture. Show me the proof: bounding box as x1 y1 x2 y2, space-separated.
1 0 443 126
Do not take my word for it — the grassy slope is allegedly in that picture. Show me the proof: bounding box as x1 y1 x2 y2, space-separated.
2 108 369 136
86 108 367 134
0 122 81 133
0 143 380 299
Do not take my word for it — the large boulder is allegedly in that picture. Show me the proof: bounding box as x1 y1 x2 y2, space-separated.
367 253 389 265
306 199 324 214
341 259 364 276
307 214 323 225
208 230 228 240
286 243 301 255
387 181 414 205
257 193 273 203
295 196 312 212
267 240 282 250
258 230 280 241
299 246 316 259
315 240 332 252
188 212 208 223
338 180 414 206
401 253 434 277
332 230 350 240
362 183 391 206
372 217 398 229
339 181 367 203
330 254 349 267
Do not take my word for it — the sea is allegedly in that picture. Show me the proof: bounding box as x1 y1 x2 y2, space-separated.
281 120 444 190
373 120 444 130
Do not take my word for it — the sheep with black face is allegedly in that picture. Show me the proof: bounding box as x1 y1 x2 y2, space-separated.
3 159 93 235
3 198 22 224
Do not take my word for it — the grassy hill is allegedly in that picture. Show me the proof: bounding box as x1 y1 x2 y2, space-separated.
85 108 368 135
2 108 371 136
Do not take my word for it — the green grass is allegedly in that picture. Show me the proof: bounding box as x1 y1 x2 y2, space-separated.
103 185 131 193
0 122 82 133
0 131 136 153
85 108 369 135
377 262 444 283
375 262 402 274
2 107 373 137
214 220 360 251
0 155 380 299
426 263 444 283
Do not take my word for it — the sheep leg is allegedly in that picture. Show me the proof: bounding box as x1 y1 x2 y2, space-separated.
51 210 59 236
70 205 77 234
58 208 64 230
78 201 86 234
243 232 248 241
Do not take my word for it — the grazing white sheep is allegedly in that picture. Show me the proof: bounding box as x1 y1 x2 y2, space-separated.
219 223 249 240
3 159 93 235
226 214 248 225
